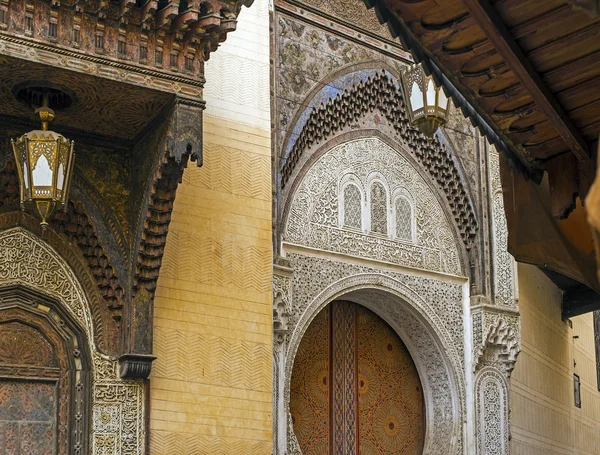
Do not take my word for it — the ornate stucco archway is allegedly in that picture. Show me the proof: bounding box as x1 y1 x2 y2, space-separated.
280 272 468 455
0 227 145 454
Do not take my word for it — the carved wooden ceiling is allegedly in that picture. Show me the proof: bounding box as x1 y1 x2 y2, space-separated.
366 0 600 172
0 56 173 142
364 0 600 315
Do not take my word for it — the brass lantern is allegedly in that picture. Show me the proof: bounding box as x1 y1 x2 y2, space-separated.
401 64 451 137
11 96 75 230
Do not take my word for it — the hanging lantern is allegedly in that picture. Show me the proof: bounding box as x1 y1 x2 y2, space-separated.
401 63 451 137
11 94 75 230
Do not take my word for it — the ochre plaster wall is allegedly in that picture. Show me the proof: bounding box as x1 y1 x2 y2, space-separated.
149 1 273 453
510 263 600 454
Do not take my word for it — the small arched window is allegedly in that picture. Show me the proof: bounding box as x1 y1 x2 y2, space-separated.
343 184 362 229
370 182 388 235
395 196 413 242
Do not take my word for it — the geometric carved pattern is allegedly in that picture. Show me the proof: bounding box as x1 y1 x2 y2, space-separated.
159 231 272 293
183 144 271 201
475 369 508 455
286 138 463 275
0 303 81 455
283 254 465 455
280 72 477 249
290 306 330 455
150 433 272 455
290 301 425 455
395 197 413 242
0 381 57 455
489 152 515 307
344 184 362 229
357 305 425 454
332 302 357 455
0 228 145 454
152 326 271 392
0 322 55 367
370 183 387 235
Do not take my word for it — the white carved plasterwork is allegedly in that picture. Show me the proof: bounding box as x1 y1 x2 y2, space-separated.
285 137 463 275
475 368 509 455
279 252 466 455
489 151 515 307
0 227 145 455
474 314 520 379
273 261 294 455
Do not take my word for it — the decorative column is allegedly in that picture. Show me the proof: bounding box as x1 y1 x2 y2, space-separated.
273 257 293 455
472 310 520 455
470 147 521 455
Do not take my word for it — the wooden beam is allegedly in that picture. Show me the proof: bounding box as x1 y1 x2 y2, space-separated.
462 0 589 162
563 286 600 318
568 0 600 16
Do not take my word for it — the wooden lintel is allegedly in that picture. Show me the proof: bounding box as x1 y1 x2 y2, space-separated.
462 0 589 162
563 286 600 319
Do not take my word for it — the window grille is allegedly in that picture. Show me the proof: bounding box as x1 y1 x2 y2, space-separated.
343 185 362 229
370 183 387 234
395 197 413 241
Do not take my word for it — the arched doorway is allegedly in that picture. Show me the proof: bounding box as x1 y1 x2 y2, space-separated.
290 300 425 455
0 286 90 455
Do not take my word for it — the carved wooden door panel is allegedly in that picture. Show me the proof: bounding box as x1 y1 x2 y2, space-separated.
290 301 425 455
0 294 89 455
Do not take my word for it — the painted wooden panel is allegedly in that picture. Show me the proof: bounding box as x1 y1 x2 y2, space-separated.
291 301 425 455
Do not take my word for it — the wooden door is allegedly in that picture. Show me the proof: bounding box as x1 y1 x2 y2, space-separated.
290 301 425 455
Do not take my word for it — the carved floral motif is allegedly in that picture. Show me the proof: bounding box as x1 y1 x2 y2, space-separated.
285 137 463 275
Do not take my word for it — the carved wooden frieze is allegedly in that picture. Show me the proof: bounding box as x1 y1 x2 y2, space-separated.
0 0 253 78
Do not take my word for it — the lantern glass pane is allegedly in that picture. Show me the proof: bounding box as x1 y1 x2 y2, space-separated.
23 162 29 189
32 154 53 187
57 162 65 190
426 79 435 107
438 88 449 110
410 81 424 111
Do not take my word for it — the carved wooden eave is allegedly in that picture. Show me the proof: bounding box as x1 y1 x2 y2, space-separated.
0 0 254 74
0 0 254 378
363 0 600 317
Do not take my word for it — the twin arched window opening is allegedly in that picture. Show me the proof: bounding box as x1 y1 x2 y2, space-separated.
339 176 415 242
